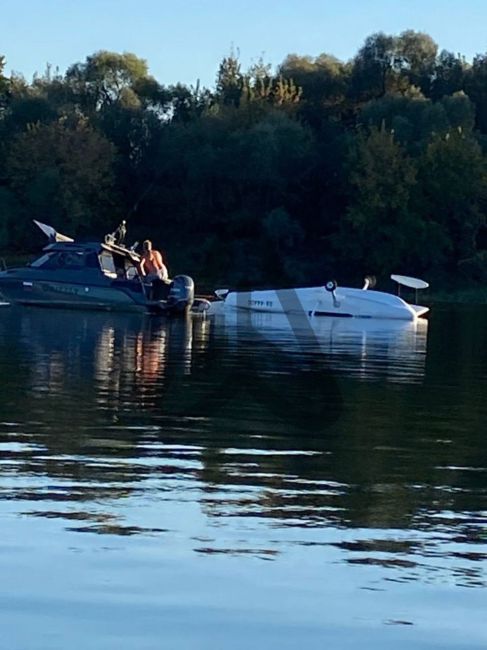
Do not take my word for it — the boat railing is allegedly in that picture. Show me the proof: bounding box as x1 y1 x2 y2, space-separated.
138 273 149 299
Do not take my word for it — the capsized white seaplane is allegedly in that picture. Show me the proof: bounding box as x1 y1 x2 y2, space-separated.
212 275 429 321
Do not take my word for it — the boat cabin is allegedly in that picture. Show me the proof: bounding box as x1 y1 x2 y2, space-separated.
29 241 142 281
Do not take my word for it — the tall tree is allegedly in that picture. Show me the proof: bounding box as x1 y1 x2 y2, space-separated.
66 51 157 113
6 117 118 243
335 126 426 275
0 55 7 104
278 53 348 124
430 50 467 101
215 50 244 107
349 33 402 103
464 54 487 134
396 30 438 94
417 129 487 265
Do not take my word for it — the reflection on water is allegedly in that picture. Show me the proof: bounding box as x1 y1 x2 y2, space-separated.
217 309 428 383
1 305 487 649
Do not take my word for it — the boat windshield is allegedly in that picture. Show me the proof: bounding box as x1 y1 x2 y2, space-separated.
30 251 99 270
99 250 117 277
30 253 53 268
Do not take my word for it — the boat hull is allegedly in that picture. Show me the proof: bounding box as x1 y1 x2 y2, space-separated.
0 273 194 315
0 278 140 310
220 286 428 320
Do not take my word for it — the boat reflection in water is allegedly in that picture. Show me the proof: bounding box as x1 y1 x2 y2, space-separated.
213 307 429 384
2 307 212 423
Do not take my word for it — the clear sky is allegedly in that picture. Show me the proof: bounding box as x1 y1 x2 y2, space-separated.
2 0 487 88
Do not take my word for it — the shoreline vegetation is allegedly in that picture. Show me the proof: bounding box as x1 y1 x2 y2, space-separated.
2 31 487 300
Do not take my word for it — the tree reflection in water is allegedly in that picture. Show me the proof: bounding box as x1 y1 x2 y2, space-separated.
1 305 487 588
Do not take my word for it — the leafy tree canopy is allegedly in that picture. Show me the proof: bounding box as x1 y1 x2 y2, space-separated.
3 34 487 286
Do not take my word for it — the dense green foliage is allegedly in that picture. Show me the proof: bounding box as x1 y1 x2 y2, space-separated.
2 33 487 287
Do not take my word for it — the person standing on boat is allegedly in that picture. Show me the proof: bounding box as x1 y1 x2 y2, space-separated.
139 240 169 282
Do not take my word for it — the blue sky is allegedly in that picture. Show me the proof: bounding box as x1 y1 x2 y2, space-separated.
2 0 487 88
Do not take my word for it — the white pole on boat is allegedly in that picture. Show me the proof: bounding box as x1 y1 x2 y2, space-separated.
325 280 340 308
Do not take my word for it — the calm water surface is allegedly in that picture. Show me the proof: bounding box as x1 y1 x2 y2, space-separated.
0 304 486 649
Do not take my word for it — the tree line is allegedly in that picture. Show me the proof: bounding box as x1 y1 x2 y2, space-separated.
1 31 487 288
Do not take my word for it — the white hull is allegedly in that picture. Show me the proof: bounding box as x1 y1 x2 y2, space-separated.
217 286 428 321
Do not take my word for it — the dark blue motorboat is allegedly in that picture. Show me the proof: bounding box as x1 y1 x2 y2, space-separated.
0 221 205 315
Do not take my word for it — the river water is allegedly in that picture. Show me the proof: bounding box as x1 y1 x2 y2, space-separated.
0 304 486 649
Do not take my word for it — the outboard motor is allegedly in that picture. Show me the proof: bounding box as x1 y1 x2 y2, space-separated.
167 275 194 313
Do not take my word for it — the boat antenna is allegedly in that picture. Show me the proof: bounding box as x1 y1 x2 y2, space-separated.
126 181 157 222
118 181 157 250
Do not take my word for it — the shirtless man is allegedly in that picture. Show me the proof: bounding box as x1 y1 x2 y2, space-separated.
139 240 169 281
